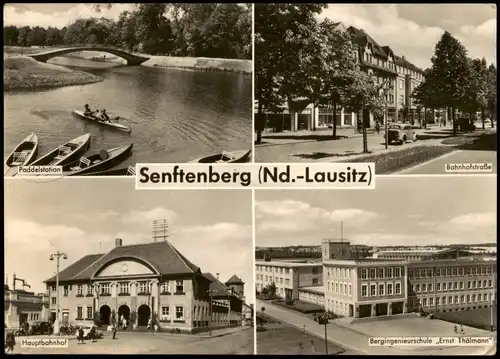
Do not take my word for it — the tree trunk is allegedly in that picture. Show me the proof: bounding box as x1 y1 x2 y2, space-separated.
491 110 495 128
332 103 337 138
361 110 368 153
423 107 427 129
452 108 456 136
256 102 263 144
446 107 450 128
481 109 485 130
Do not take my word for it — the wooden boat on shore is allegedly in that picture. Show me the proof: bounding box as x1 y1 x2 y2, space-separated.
4 134 39 176
189 149 251 163
72 110 132 133
62 144 133 176
29 134 92 168
80 165 136 176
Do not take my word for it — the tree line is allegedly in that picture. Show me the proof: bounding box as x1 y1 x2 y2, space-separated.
411 31 496 134
3 3 251 59
255 4 496 152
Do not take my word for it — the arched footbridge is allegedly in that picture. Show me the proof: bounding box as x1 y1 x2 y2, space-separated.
27 47 150 66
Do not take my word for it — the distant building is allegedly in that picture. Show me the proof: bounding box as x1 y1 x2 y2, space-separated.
44 238 243 333
373 248 463 261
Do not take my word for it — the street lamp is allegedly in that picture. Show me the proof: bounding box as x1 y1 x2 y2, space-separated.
317 312 329 355
49 251 67 335
382 81 391 149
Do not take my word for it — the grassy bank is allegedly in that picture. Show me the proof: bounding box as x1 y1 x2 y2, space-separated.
143 55 252 75
4 56 103 91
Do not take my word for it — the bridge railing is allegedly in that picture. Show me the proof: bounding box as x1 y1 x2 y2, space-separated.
48 44 148 57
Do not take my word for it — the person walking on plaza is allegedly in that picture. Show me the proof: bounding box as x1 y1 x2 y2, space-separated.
5 331 16 354
460 325 465 334
454 325 458 334
375 121 380 134
77 326 85 344
112 324 117 340
89 326 97 343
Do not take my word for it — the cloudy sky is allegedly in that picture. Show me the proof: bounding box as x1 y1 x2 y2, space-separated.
3 3 134 28
256 176 496 248
319 4 497 69
5 179 253 299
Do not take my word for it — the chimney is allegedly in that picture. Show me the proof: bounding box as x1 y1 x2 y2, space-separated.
216 273 220 280
115 238 123 247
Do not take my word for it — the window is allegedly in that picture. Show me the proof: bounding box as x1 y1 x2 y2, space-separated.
455 295 459 304
387 283 393 295
437 283 441 291
449 296 453 304
312 278 319 285
460 282 464 290
478 281 482 288
335 283 338 294
77 285 83 296
399 80 403 89
379 284 385 296
369 269 376 279
285 279 290 285
442 296 447 305
176 280 184 293
175 306 184 321
64 286 69 296
473 280 477 289
86 307 93 320
387 268 393 278
483 280 488 288
51 297 56 305
436 268 441 276
428 283 433 292
478 294 482 301
454 282 458 290
344 284 347 295
280 278 283 284
489 280 493 287
429 297 434 306
395 283 401 295
467 294 471 303
76 307 83 319
427 269 432 277
100 283 110 295
378 268 384 279
161 306 170 321
370 284 376 296
447 268 452 276
119 282 129 294
416 284 420 292
422 283 427 292
459 268 464 276
361 284 368 297
161 282 170 293
361 269 367 279
423 298 427 307
395 267 401 278
448 282 453 290
468 281 472 289
453 268 457 276
472 267 476 275
348 284 352 295
460 295 465 304
436 297 440 306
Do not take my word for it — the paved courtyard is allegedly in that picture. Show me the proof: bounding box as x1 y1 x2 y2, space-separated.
13 328 254 355
348 316 492 338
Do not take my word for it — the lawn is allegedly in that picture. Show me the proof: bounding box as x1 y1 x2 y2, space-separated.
349 145 455 174
434 307 497 331
256 314 344 355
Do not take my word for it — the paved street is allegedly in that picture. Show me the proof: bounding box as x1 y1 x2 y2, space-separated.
13 328 254 355
399 148 497 174
256 299 494 355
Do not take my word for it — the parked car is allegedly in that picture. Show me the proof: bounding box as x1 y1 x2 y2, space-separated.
74 324 101 340
454 117 476 132
385 124 417 145
29 321 51 335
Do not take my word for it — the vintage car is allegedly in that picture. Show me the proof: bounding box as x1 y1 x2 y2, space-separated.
454 117 476 132
385 124 417 145
29 321 51 335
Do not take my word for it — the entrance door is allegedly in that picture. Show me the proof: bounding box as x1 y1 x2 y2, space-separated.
137 305 151 327
349 304 354 317
62 312 69 326
99 305 111 325
118 305 131 322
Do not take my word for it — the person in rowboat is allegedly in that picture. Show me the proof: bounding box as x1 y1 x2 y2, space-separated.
99 109 111 123
84 104 94 117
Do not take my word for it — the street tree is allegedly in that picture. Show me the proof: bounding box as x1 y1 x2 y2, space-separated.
486 64 497 128
461 58 488 128
254 3 326 143
411 69 440 128
428 31 470 135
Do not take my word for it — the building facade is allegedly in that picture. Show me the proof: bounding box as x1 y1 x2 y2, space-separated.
257 23 432 133
4 287 49 328
255 260 322 300
44 238 243 333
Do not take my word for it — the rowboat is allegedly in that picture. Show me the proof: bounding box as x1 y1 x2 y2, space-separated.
4 134 39 176
72 110 132 133
80 165 136 176
29 134 92 167
189 149 251 163
62 144 134 176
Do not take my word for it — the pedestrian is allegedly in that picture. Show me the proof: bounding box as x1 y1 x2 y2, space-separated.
460 325 465 334
375 121 380 134
77 326 84 344
5 331 16 354
24 321 30 336
147 318 152 331
122 317 126 331
453 325 458 334
112 324 117 340
89 326 97 343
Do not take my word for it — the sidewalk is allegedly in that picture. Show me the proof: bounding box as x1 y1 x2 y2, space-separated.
106 325 251 339
257 127 370 147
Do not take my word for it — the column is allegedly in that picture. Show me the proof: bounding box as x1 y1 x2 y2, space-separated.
314 106 319 129
293 112 298 132
355 305 360 318
371 304 376 317
93 283 99 314
388 302 392 315
151 280 159 320
403 301 407 314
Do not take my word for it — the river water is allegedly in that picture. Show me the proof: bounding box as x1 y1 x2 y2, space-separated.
4 57 252 167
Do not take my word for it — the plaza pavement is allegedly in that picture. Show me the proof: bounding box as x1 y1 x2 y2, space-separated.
255 125 495 173
256 299 496 356
12 327 254 355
